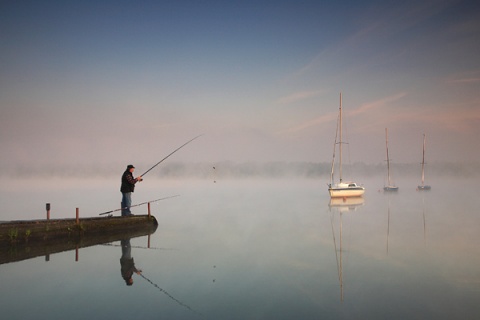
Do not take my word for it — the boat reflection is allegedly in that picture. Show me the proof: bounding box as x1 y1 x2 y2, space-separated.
386 199 391 255
329 197 365 212
421 194 428 247
329 197 364 302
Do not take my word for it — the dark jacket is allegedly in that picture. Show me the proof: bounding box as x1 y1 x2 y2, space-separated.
121 170 137 193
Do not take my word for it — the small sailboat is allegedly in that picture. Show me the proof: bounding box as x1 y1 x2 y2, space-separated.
383 128 398 192
417 133 431 190
328 93 365 198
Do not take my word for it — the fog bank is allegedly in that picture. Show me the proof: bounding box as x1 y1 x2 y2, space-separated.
3 161 479 179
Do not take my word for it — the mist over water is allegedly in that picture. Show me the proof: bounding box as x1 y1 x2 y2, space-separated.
3 160 480 180
1 160 478 222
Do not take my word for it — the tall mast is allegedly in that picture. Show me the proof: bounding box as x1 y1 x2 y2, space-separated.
329 118 338 186
385 128 391 186
421 133 426 186
339 93 343 182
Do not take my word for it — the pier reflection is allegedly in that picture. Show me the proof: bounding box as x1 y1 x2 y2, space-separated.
0 224 157 265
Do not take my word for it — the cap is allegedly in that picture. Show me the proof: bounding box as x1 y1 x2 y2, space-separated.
127 164 135 169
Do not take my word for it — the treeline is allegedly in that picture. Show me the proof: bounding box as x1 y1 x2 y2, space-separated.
4 161 480 179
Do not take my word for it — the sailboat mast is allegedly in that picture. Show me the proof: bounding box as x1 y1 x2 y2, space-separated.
385 128 391 185
330 119 338 186
339 93 343 182
421 133 426 186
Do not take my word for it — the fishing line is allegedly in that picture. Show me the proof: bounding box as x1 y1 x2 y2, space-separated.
139 273 203 316
101 243 178 251
98 195 180 215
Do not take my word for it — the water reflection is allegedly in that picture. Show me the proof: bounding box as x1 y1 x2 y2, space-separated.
329 197 365 302
139 273 203 316
120 238 142 286
0 225 157 265
422 194 427 247
118 239 201 314
1 178 479 319
383 191 428 255
329 196 365 212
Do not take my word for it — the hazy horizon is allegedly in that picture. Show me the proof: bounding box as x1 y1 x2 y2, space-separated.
3 160 479 180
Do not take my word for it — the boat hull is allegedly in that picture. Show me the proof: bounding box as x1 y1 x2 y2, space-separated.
329 186 365 198
383 186 399 192
417 185 431 190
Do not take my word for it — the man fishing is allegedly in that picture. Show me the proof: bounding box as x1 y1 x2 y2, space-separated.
116 136 202 217
120 165 143 216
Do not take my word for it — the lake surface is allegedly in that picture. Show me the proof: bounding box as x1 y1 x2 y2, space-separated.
1 176 479 319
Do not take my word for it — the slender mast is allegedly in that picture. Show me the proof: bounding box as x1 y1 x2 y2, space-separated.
421 133 426 186
329 120 338 186
339 93 343 183
385 128 391 186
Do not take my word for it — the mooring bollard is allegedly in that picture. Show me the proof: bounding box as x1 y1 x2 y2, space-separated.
46 203 51 220
76 208 79 224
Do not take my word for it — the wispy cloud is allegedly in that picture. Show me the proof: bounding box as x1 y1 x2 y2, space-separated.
420 108 480 133
280 92 407 134
448 78 480 84
348 92 407 116
293 1 457 78
445 70 480 84
279 113 338 134
276 90 325 105
382 102 480 134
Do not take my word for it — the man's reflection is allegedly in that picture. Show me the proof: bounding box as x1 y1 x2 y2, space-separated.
120 238 142 286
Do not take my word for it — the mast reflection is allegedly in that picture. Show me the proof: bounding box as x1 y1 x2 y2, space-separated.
329 197 364 302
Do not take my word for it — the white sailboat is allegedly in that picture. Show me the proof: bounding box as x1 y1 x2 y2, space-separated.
417 133 431 190
383 128 398 192
328 93 365 198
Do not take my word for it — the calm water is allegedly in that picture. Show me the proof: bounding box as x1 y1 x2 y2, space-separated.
1 176 479 319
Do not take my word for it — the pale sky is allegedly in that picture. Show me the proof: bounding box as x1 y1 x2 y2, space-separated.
1 0 479 170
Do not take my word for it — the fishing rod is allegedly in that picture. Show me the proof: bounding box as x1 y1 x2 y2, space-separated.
98 195 180 215
140 134 204 177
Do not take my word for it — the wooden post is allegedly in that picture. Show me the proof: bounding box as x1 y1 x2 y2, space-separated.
46 203 51 220
75 245 79 262
148 234 151 249
148 202 151 218
76 208 79 224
